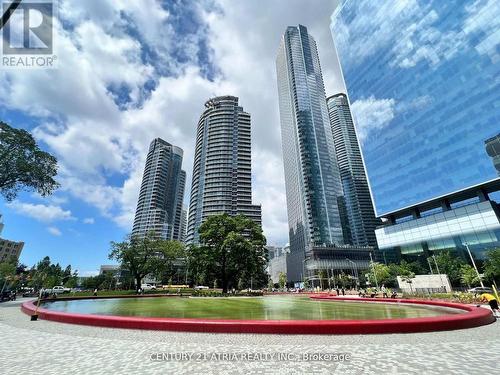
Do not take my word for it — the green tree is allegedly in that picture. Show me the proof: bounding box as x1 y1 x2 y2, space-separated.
278 272 287 290
81 274 106 290
400 259 428 275
395 261 416 292
189 214 267 293
28 256 68 289
0 257 17 292
0 121 59 201
237 277 245 290
317 269 327 289
109 232 177 291
64 276 78 289
460 264 480 288
400 271 416 293
367 262 391 286
483 248 500 284
433 251 465 286
150 240 185 284
336 272 352 288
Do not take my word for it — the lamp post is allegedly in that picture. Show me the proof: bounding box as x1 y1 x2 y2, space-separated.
345 258 358 288
427 257 434 274
302 257 309 289
464 243 484 288
432 255 446 292
369 253 379 289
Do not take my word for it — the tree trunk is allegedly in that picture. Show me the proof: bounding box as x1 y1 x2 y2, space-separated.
221 251 227 293
135 276 142 292
222 272 227 294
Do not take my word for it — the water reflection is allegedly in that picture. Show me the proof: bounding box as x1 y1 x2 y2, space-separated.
42 296 461 320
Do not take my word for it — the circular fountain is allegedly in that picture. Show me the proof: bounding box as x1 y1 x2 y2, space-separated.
21 294 495 334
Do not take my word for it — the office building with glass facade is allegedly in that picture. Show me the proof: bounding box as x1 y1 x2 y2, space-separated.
331 0 500 215
331 1 500 263
132 138 186 241
186 96 262 245
276 25 364 282
327 93 378 249
375 180 500 263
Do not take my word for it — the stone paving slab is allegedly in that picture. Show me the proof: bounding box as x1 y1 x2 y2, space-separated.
0 298 498 374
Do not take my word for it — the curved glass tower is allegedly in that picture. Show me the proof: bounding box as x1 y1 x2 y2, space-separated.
331 0 500 215
132 138 186 240
186 96 261 244
276 25 344 281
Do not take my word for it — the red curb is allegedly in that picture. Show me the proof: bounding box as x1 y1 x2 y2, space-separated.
21 296 495 335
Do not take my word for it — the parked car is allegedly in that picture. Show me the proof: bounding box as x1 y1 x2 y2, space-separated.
141 284 156 291
194 285 209 290
42 286 71 295
0 290 16 302
468 287 494 294
20 288 37 297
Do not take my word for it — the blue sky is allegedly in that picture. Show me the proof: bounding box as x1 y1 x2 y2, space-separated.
0 0 344 276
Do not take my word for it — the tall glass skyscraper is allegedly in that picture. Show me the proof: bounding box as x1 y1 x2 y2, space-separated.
327 93 378 248
276 25 345 281
132 138 186 241
186 96 262 245
331 1 500 216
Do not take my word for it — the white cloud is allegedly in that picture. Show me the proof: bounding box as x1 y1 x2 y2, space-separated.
390 9 465 69
350 96 396 144
47 227 62 236
331 0 422 68
0 1 347 246
7 201 75 223
332 0 500 71
463 0 500 62
83 218 95 224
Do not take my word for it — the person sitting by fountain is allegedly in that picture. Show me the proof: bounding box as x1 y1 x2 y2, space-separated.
391 290 398 299
480 293 500 318
381 284 388 298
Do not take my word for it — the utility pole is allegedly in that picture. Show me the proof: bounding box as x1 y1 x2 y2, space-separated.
464 243 484 288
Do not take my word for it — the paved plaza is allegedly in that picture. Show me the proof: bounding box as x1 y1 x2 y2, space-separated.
0 298 498 374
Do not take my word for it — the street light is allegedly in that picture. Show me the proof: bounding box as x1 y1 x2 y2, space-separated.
302 257 309 289
427 257 434 274
464 243 484 288
432 255 446 292
345 258 358 287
